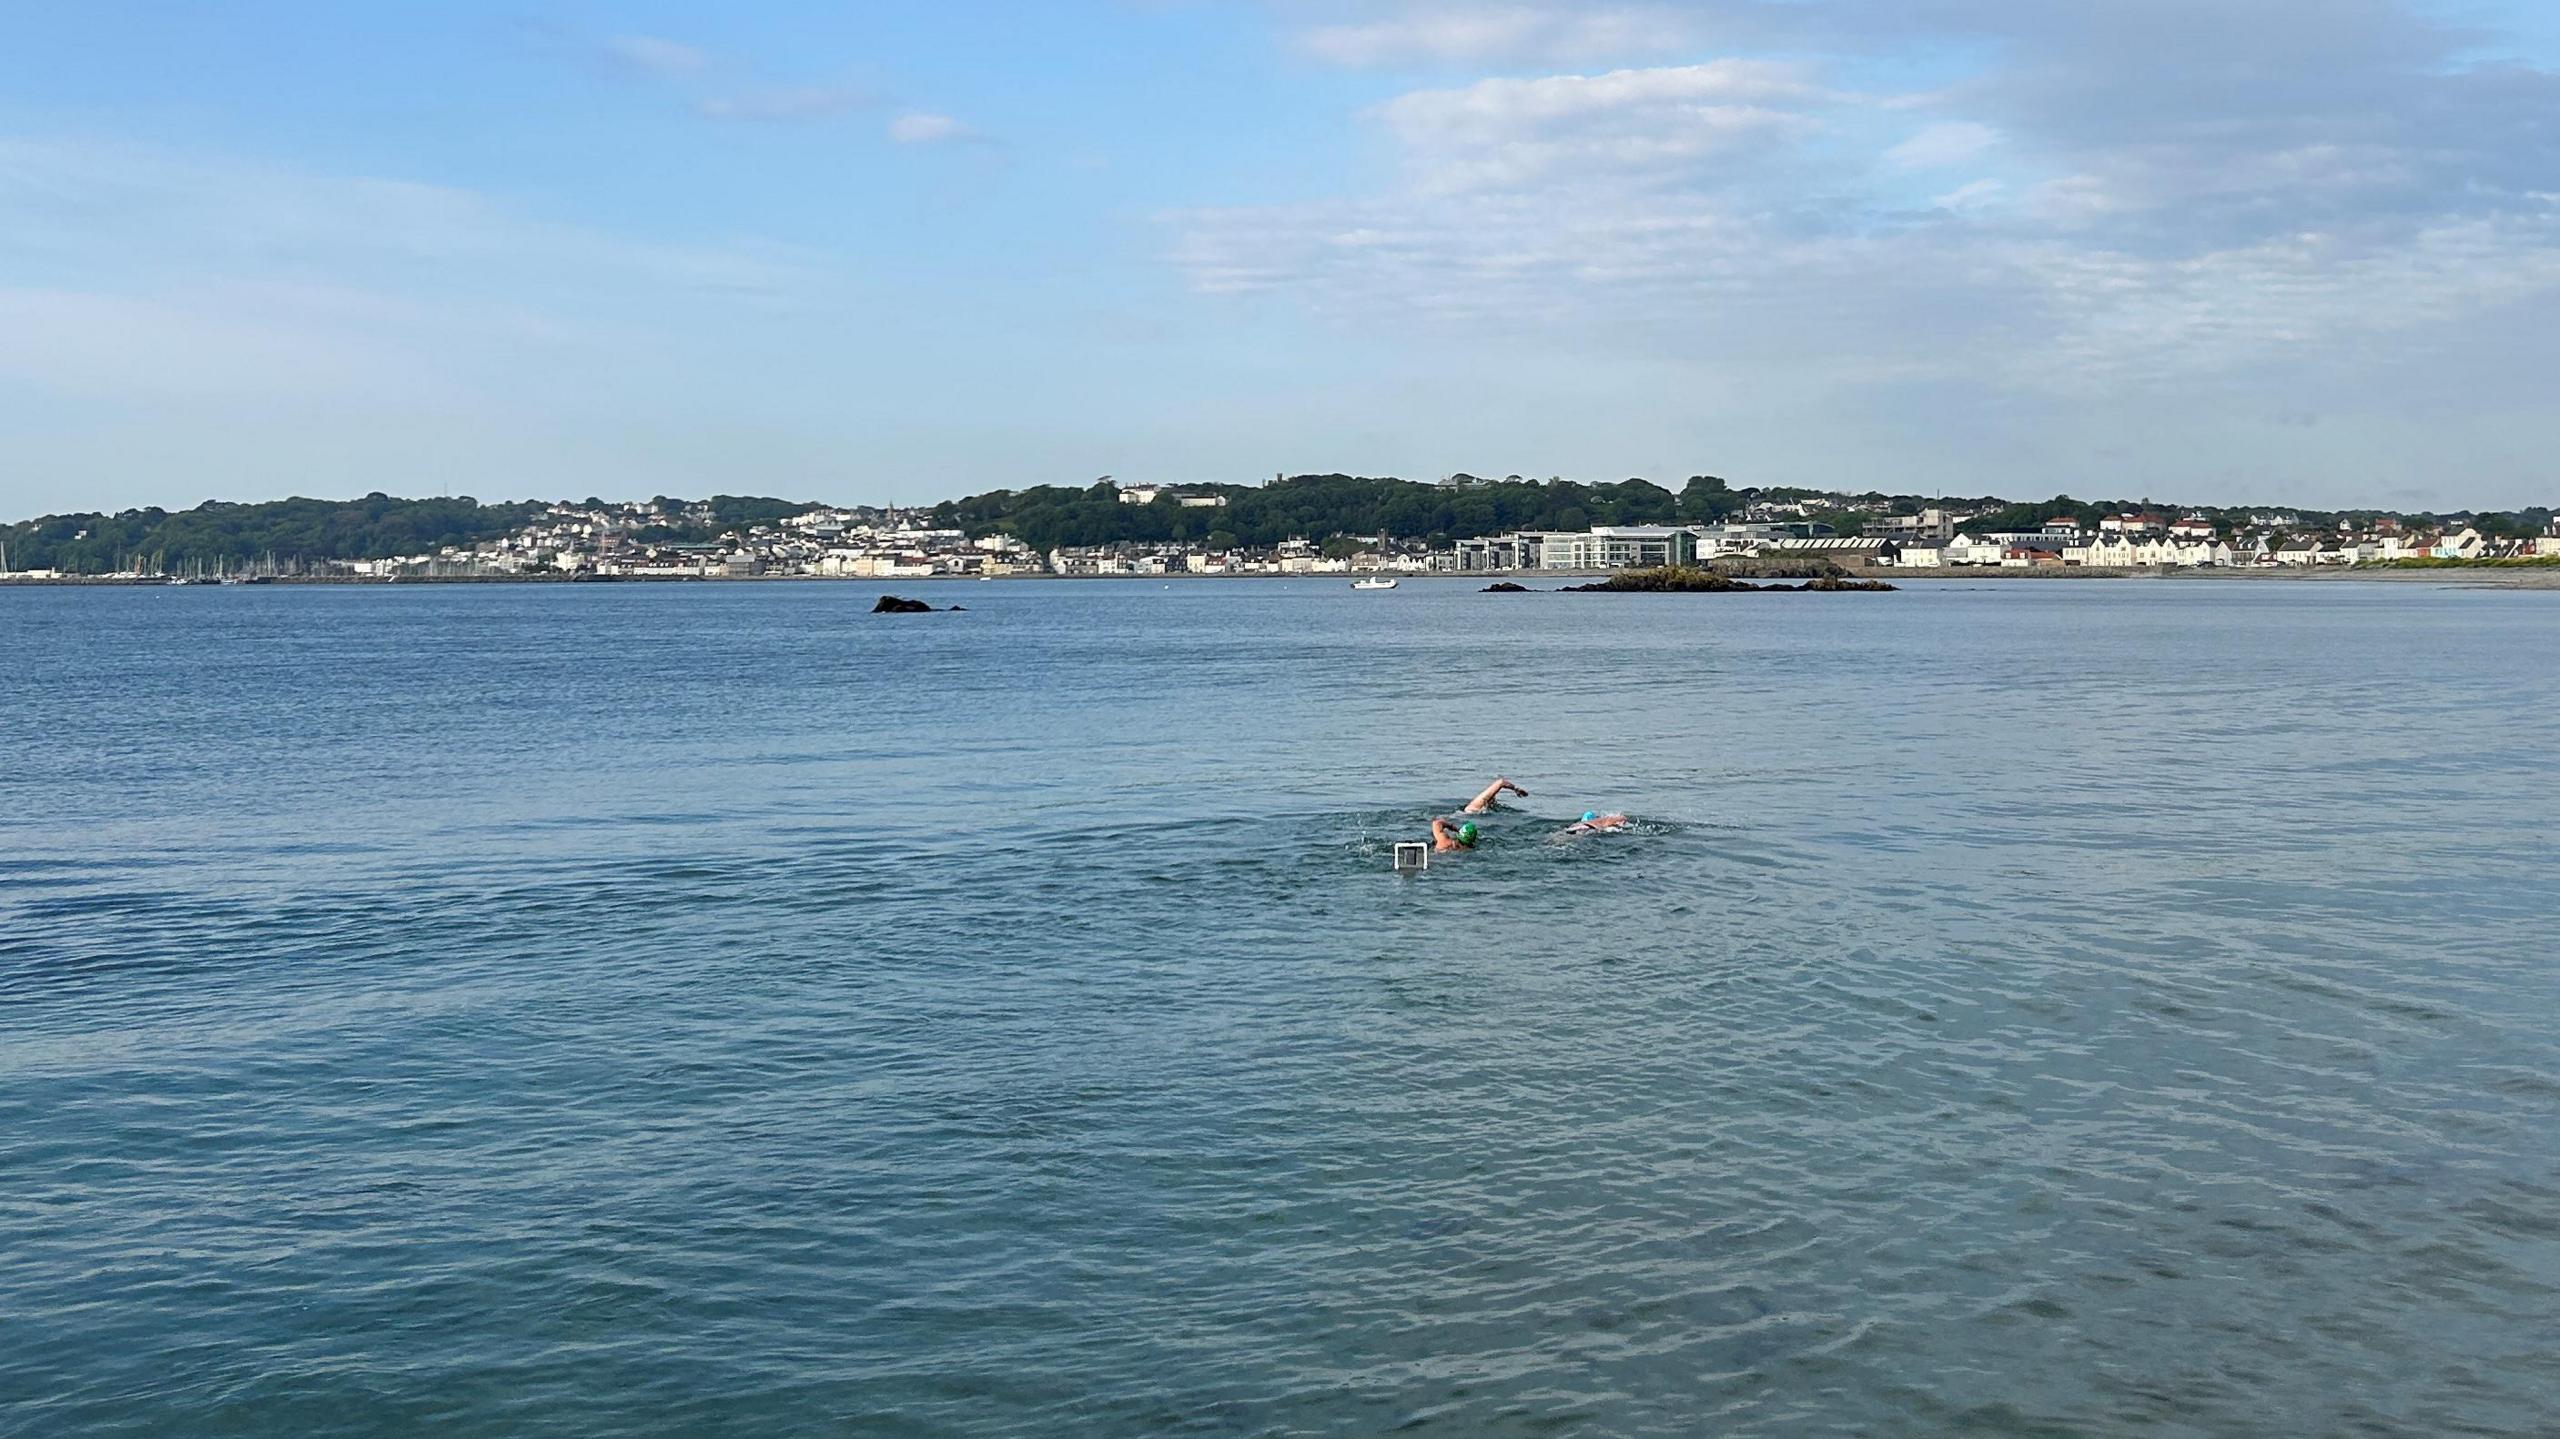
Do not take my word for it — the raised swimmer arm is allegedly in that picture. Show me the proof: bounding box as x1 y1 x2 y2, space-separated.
1462 777 1528 814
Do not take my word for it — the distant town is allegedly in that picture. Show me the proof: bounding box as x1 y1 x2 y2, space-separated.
5 475 2557 581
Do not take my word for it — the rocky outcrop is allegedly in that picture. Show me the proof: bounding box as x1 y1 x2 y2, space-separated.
1562 565 1895 594
872 595 938 613
1481 582 1531 593
1563 567 1750 593
1711 556 1851 581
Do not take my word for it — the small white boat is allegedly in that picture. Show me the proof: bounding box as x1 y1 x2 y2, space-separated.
1351 577 1399 590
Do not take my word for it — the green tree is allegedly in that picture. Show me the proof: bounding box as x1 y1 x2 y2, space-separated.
1678 475 1741 523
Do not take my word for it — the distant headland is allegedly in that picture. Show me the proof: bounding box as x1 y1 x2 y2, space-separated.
4 477 2554 583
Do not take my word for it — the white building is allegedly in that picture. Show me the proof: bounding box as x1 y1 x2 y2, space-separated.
1941 533 2008 566
1534 526 1703 570
1457 526 1704 570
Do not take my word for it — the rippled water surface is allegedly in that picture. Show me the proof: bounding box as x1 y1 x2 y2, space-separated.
4 578 2557 1436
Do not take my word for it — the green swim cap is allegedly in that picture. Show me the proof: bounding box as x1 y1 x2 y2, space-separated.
1456 822 1479 847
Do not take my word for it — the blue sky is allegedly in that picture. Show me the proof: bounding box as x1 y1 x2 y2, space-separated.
3 1 2557 515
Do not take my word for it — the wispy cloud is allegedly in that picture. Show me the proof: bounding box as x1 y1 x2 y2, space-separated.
0 137 816 406
1885 121 1997 171
889 111 985 145
588 31 874 128
1298 4 1694 67
1174 0 2560 424
600 34 715 76
1377 61 1829 191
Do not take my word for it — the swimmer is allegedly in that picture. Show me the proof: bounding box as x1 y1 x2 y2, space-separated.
1431 817 1481 853
1562 811 1630 836
1461 777 1528 814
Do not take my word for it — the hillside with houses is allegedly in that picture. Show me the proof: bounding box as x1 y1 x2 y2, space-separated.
4 480 2554 580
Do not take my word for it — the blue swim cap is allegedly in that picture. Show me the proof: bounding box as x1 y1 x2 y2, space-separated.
1582 812 1598 823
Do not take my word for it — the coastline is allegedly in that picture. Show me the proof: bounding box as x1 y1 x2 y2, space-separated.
1879 565 2560 588
7 565 2558 590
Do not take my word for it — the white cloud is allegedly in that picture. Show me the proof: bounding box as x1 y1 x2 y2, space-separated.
1885 121 1998 170
1167 20 2560 423
1931 178 2005 211
889 111 983 145
1378 62 1830 190
1172 0 2560 486
601 35 714 75
1299 4 1693 67
1175 187 2560 405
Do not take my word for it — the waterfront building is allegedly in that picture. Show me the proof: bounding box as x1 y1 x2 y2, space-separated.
1940 533 2007 565
1703 521 1837 553
1864 509 1958 544
1453 534 1540 571
1763 537 1891 568
1534 526 1702 570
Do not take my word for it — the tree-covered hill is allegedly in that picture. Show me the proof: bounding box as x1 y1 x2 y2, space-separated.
931 473 1749 549
0 492 818 573
1 494 550 573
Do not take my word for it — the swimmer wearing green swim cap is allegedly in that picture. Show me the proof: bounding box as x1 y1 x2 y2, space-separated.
1421 776 1524 854
1430 817 1480 853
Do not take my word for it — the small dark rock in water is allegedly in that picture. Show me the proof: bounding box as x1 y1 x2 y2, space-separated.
1482 582 1531 593
872 595 937 613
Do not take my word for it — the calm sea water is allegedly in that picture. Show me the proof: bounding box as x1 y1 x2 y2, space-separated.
3 578 2556 1437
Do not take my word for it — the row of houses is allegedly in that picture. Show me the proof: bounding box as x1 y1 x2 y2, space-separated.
311 494 2559 581
1048 537 1440 577
1894 523 2560 569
